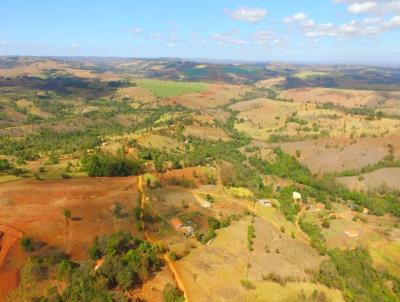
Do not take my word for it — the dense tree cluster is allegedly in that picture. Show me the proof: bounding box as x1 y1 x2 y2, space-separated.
34 232 165 302
81 152 143 177
317 248 400 302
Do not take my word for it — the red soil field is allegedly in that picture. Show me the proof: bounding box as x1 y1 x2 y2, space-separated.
0 176 139 299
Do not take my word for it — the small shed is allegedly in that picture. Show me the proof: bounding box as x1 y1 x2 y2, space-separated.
202 200 212 208
181 226 194 237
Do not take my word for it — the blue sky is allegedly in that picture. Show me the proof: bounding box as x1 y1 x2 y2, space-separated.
1 0 400 65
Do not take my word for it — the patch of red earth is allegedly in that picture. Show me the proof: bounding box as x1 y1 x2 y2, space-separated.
0 268 19 301
0 177 139 261
0 225 22 268
0 225 24 301
159 167 214 187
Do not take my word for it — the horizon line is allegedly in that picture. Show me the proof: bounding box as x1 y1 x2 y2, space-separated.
0 54 399 69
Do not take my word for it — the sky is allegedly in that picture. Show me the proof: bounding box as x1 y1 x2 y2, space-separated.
1 0 400 65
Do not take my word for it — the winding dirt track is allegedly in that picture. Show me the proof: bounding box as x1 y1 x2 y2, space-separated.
0 225 23 301
138 176 190 302
0 225 22 268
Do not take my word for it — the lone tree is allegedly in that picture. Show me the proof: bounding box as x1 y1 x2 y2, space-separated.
20 236 33 252
64 208 72 228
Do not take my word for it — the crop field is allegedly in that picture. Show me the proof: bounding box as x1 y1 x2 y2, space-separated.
136 79 208 97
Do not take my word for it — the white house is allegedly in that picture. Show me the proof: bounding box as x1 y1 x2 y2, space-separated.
292 191 302 202
202 200 212 208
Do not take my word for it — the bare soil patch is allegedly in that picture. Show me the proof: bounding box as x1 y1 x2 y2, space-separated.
0 177 139 260
336 167 400 191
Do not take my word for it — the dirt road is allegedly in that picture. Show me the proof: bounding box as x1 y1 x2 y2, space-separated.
137 176 190 302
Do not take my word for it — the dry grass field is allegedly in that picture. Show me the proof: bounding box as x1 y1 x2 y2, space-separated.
183 125 230 141
136 133 185 152
278 136 400 174
281 87 400 108
167 83 250 109
115 86 157 104
231 98 400 142
303 208 400 276
336 167 400 191
0 58 121 81
175 216 344 302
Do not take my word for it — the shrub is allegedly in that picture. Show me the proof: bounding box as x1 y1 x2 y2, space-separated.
207 217 221 230
21 236 34 252
163 283 184 302
0 159 12 171
322 219 330 229
240 279 256 290
317 248 399 302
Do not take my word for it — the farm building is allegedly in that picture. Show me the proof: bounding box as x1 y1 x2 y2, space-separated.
292 191 302 202
170 217 183 230
201 199 212 208
182 226 194 237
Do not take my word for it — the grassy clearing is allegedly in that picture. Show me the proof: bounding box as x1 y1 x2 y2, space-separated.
0 175 20 183
249 281 345 302
370 241 400 275
136 79 207 97
294 71 329 79
225 186 254 199
254 206 298 237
